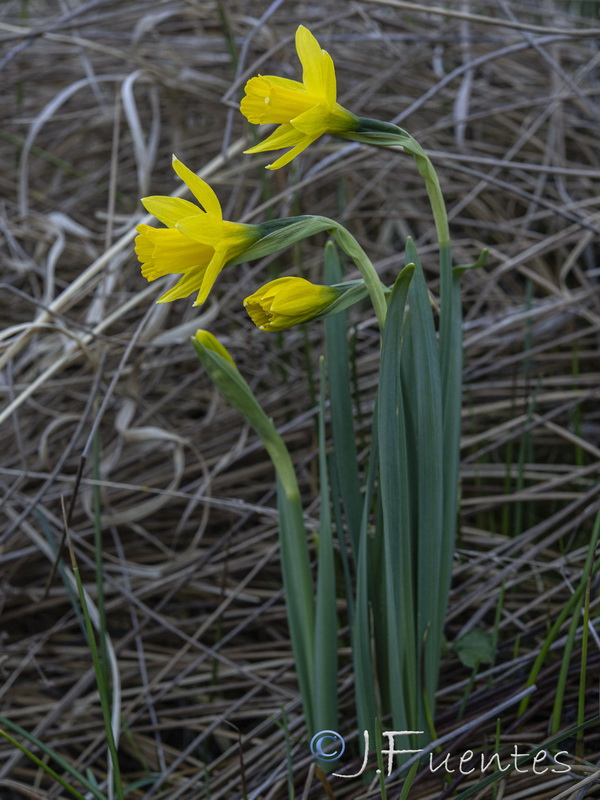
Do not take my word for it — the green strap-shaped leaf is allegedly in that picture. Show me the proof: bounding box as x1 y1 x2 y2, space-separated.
353 405 380 741
438 239 462 638
313 357 339 736
377 264 416 731
324 241 363 555
403 237 444 721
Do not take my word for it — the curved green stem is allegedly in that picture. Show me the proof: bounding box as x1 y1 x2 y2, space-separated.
329 223 388 328
343 120 451 253
412 147 450 248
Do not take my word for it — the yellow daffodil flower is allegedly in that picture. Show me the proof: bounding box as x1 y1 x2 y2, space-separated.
244 276 342 331
194 330 237 367
240 26 359 169
136 156 262 306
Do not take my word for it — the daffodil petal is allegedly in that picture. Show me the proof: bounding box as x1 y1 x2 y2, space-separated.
296 26 327 98
172 156 223 220
269 283 309 312
244 124 305 154
267 75 308 92
240 76 275 124
193 249 228 306
244 276 342 330
291 104 331 136
141 196 202 228
321 50 337 107
139 227 214 279
266 135 319 170
176 215 226 246
157 266 207 303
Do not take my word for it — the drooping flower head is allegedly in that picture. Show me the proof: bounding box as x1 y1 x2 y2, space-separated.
136 156 262 306
240 26 359 169
244 276 342 331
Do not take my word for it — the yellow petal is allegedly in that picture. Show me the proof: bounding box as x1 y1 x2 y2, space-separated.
176 216 259 256
157 266 207 303
193 249 228 306
141 195 201 228
291 104 330 136
240 76 273 124
320 50 337 107
296 26 327 98
265 134 319 170
268 75 309 91
176 215 226 246
171 156 223 220
241 77 315 125
244 124 305 155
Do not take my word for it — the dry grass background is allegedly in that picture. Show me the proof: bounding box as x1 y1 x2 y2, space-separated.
1 1 600 798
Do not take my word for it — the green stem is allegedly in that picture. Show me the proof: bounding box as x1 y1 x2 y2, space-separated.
343 120 451 250
330 224 388 328
264 437 301 503
409 145 450 248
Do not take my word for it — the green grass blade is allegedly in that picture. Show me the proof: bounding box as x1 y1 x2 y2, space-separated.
577 571 591 759
92 431 112 735
374 721 389 799
0 719 107 800
0 729 87 800
329 456 354 628
550 507 600 733
451 714 600 800
519 506 600 717
398 759 420 800
66 544 125 800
